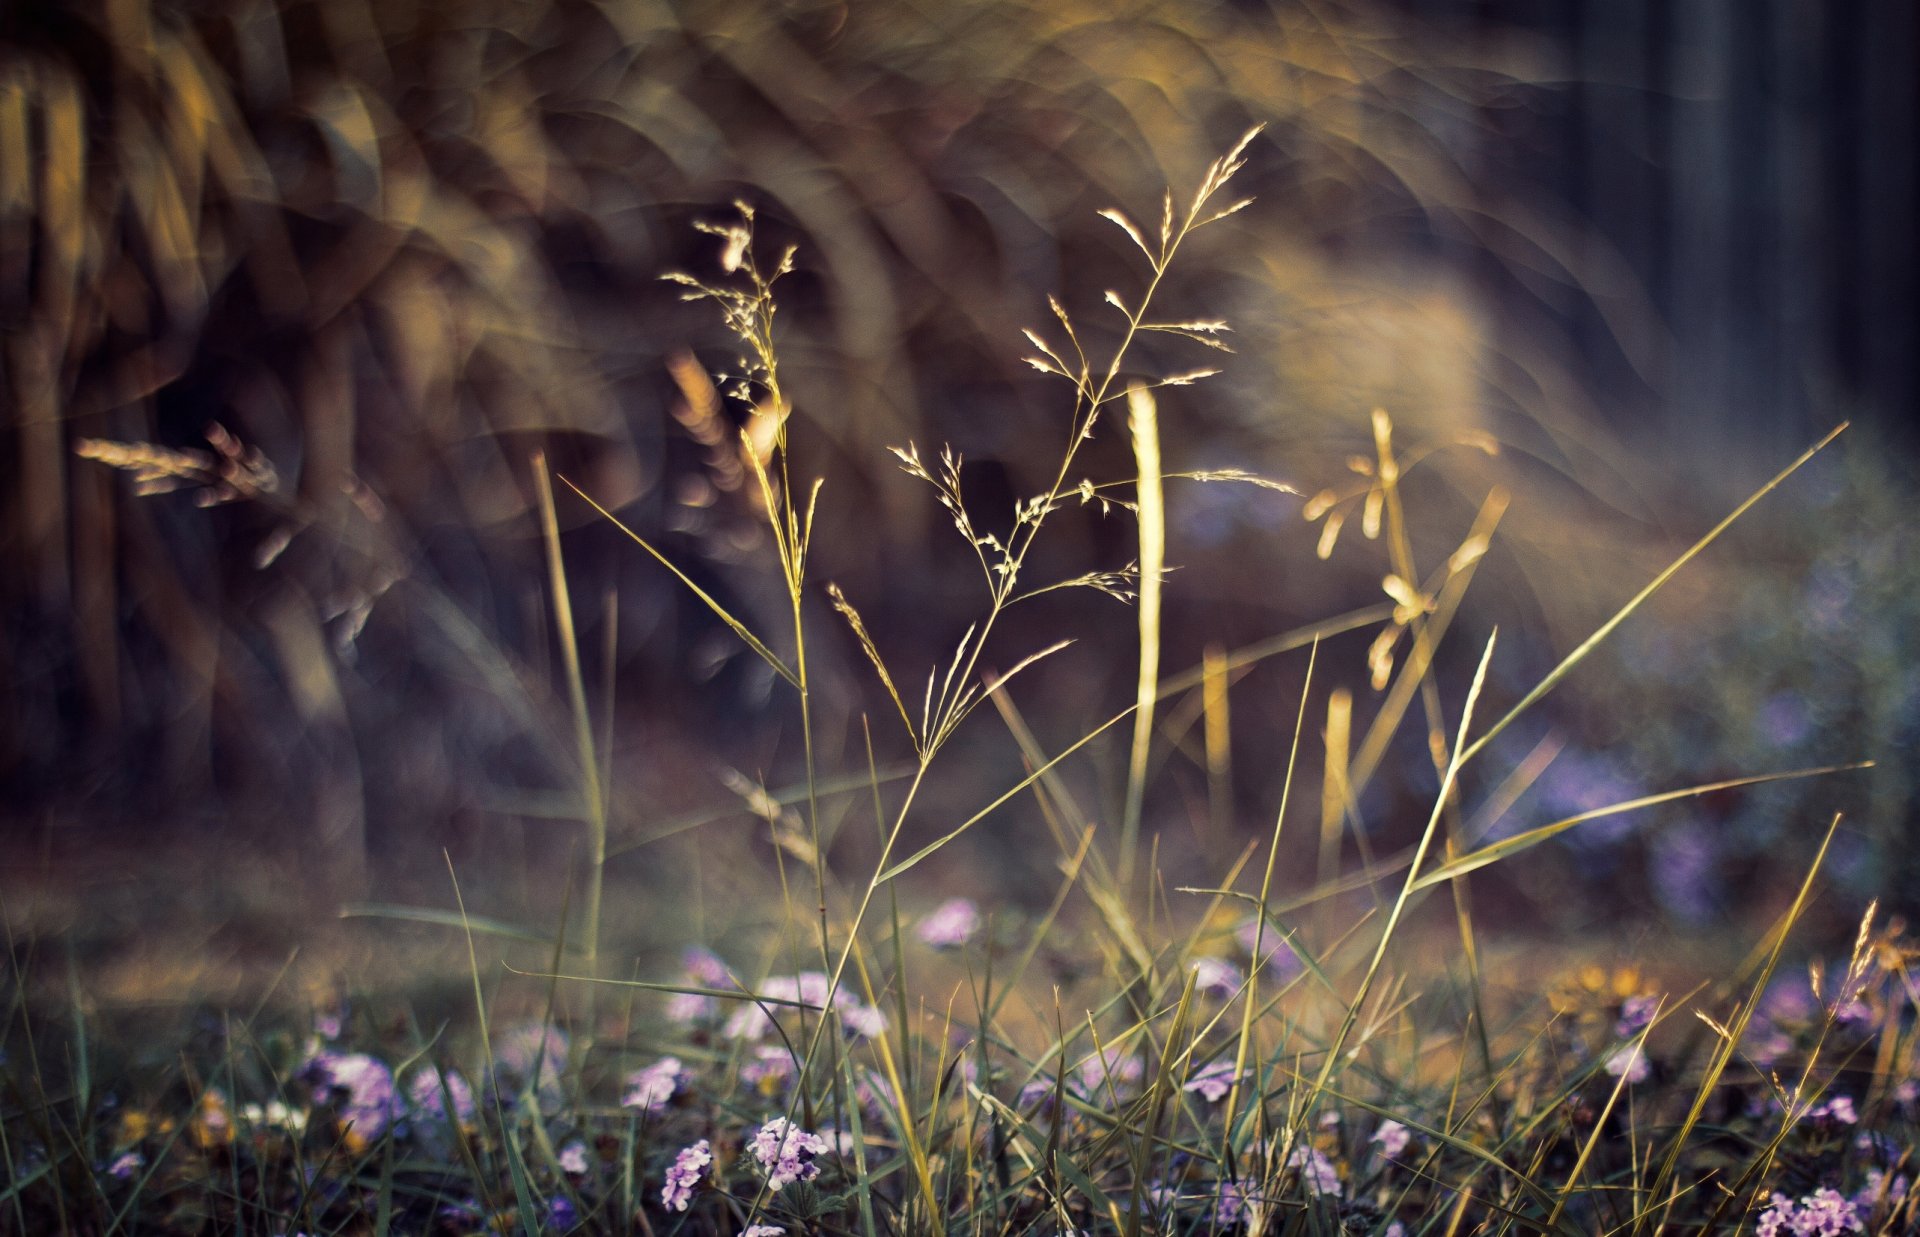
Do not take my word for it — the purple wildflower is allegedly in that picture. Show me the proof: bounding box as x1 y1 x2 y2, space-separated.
915 898 981 949
1810 1095 1857 1125
622 1057 688 1113
1075 1045 1143 1100
1372 1119 1411 1159
300 1051 399 1142
741 1045 797 1095
1017 1075 1061 1115
1215 1179 1259 1227
1616 994 1660 1037
841 1003 889 1040
742 1227 785 1237
1236 919 1304 980
494 1022 569 1078
406 1067 477 1125
749 1117 830 1191
724 972 833 1040
1189 957 1245 999
854 1069 895 1121
1757 1188 1864 1236
660 1139 710 1212
558 1140 589 1175
667 948 734 1023
1183 1060 1238 1103
1853 1170 1908 1213
1604 1044 1650 1084
547 1196 578 1230
107 1151 143 1180
1287 1145 1341 1198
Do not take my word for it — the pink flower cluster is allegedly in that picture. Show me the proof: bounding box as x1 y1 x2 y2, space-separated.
1755 1188 1863 1236
660 1138 710 1211
749 1117 831 1191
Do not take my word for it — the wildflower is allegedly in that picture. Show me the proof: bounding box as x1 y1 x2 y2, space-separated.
741 1045 796 1095
1183 1060 1239 1103
1372 1119 1411 1159
558 1140 589 1175
300 1052 398 1143
749 1117 830 1191
1603 1044 1650 1084
107 1151 143 1180
668 947 733 1023
1236 918 1303 980
1287 1145 1341 1198
548 1196 578 1230
1616 994 1660 1037
313 1011 344 1041
660 1139 710 1212
1810 1094 1857 1125
742 1227 785 1237
724 972 833 1040
494 1022 570 1081
492 1022 570 1114
1757 1187 1864 1236
622 1057 688 1113
1075 1045 1143 1100
1853 1169 1909 1213
840 1002 889 1040
1189 956 1244 999
1214 1179 1267 1227
407 1068 477 1125
916 898 981 949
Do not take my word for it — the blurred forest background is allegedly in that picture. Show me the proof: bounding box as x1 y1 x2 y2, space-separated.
1 0 1914 974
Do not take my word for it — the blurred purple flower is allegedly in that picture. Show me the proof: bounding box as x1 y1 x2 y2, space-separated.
1287 1145 1341 1198
742 1045 796 1095
300 1051 399 1141
1853 1170 1908 1213
558 1140 589 1175
622 1057 688 1113
1810 1095 1857 1125
491 1022 569 1115
725 973 833 1040
1184 1060 1239 1103
547 1196 577 1231
916 898 981 950
494 1022 569 1083
667 947 733 1023
1372 1119 1411 1159
1604 1044 1650 1084
1235 919 1304 980
1651 823 1719 923
1075 1045 1143 1100
841 1003 889 1040
742 1227 785 1237
1189 957 1244 999
1214 1179 1263 1227
407 1067 477 1125
749 1117 829 1191
660 1138 710 1212
1616 994 1660 1038
107 1151 143 1180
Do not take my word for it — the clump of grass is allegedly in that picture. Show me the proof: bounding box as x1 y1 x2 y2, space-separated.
18 129 1903 1237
